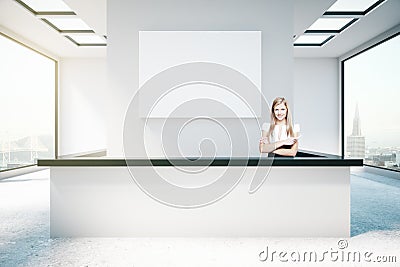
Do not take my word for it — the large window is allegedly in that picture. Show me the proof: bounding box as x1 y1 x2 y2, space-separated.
0 32 56 171
343 33 399 171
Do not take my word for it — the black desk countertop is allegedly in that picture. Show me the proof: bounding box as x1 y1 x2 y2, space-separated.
37 150 363 167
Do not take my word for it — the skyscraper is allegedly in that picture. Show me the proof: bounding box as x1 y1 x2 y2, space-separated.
347 104 365 158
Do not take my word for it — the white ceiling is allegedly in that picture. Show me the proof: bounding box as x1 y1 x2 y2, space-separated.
0 0 106 58
293 0 337 41
63 0 106 36
0 0 398 59
294 0 400 57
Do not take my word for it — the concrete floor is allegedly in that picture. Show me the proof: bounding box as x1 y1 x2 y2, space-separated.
1 169 399 267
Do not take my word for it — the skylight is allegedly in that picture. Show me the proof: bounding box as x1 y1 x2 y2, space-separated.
326 0 384 14
15 0 106 47
16 0 74 14
294 0 386 47
66 34 107 46
307 18 356 32
44 17 92 31
294 35 334 46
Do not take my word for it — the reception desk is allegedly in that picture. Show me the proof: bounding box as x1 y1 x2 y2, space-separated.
38 151 362 238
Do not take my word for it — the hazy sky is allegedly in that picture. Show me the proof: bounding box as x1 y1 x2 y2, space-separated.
0 34 55 142
344 34 400 148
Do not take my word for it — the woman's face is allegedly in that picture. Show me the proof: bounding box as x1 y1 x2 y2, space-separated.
273 103 287 121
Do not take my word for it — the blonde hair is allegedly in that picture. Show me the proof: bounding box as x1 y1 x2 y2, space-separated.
267 97 294 142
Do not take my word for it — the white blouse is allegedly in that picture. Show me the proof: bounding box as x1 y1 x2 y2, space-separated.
262 123 300 142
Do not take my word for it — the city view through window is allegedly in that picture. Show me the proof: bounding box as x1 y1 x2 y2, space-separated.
344 34 399 171
0 33 56 171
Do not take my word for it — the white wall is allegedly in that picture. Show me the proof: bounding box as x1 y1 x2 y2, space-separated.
59 58 107 156
107 0 294 157
294 58 339 155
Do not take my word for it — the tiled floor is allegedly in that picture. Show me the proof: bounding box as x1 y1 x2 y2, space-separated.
0 169 399 266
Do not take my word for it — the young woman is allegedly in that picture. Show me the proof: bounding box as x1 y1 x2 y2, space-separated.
259 97 300 157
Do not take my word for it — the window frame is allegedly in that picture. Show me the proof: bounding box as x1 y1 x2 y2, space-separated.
340 31 400 173
0 31 58 173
